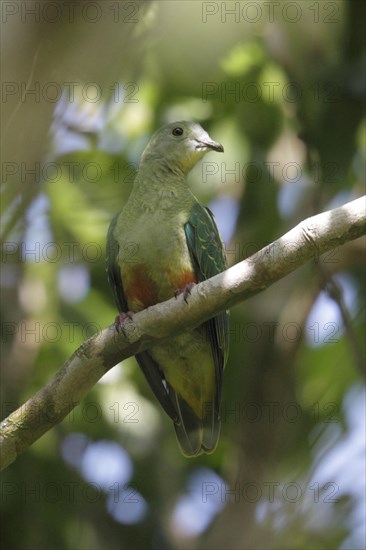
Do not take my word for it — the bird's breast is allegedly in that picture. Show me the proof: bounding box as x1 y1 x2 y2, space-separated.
118 218 196 312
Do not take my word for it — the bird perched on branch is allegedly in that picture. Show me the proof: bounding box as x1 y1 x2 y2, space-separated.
106 121 229 456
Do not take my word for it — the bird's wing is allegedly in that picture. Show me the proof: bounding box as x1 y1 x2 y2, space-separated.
106 213 128 313
184 202 230 410
106 213 180 423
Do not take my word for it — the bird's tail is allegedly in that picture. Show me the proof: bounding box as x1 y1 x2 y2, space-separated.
173 395 221 457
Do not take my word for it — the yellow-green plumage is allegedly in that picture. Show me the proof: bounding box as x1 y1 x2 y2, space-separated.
106 121 229 456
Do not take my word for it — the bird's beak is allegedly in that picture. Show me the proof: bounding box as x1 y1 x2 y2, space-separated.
196 139 224 153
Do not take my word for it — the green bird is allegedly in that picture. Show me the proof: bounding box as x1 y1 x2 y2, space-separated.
106 121 229 456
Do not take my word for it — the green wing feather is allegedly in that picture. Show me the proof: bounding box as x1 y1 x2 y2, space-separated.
184 202 230 407
165 202 229 456
106 214 127 313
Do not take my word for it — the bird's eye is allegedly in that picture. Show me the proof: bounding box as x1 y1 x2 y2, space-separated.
172 127 184 136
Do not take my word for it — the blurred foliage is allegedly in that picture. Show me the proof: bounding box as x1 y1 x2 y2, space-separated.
1 1 365 549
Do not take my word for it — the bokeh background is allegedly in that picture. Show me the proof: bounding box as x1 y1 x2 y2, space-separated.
1 1 365 549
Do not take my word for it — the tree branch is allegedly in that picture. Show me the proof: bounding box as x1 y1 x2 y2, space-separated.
1 196 365 470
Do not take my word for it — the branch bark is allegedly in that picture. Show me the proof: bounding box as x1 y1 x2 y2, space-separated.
1 196 365 470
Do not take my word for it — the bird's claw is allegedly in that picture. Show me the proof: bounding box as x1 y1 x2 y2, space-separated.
114 311 134 335
174 282 196 304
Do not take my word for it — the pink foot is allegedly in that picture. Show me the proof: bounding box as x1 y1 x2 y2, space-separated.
114 311 134 335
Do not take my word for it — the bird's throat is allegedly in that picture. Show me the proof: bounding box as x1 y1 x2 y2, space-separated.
128 164 192 215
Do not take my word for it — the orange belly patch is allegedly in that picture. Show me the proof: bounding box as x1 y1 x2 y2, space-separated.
167 268 197 290
124 264 197 312
124 264 160 311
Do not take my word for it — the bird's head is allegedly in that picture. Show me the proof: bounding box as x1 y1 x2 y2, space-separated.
140 121 224 175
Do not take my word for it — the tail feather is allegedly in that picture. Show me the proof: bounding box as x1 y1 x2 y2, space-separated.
135 350 222 457
173 393 220 457
201 400 221 454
